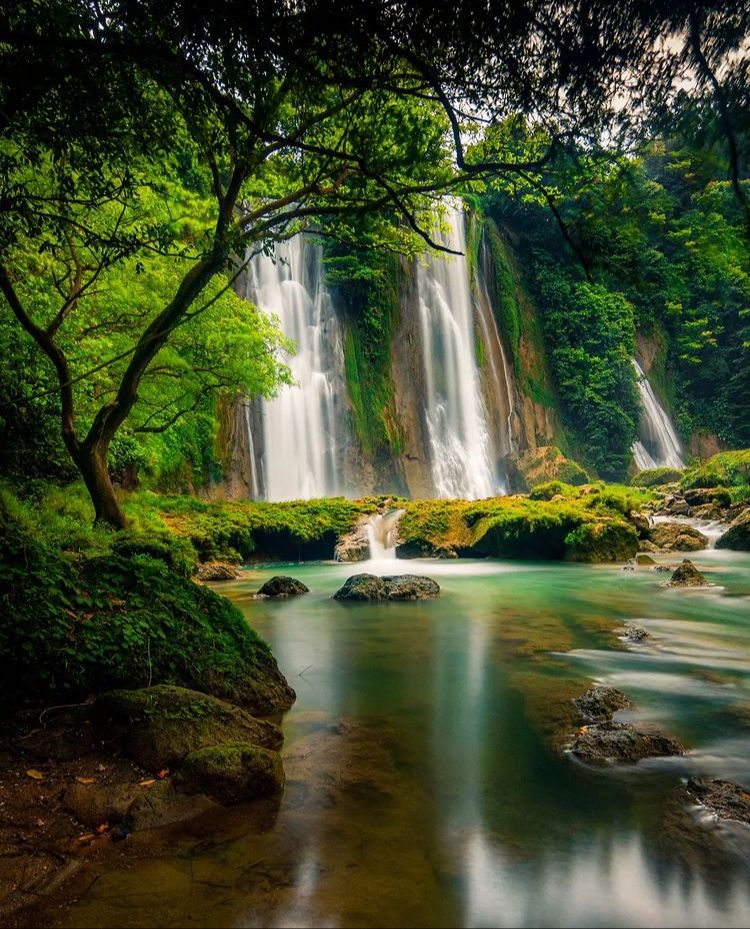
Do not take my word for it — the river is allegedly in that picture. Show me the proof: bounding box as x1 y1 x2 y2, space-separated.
39 548 750 927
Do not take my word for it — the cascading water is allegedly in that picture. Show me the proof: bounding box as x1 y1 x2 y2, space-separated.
365 509 405 560
416 206 498 499
631 359 685 470
240 236 344 500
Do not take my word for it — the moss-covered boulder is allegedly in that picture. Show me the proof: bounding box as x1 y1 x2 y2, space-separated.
716 508 750 551
93 685 283 772
333 573 387 601
668 559 709 588
174 742 285 805
563 521 639 563
647 522 709 551
631 467 684 488
256 575 310 597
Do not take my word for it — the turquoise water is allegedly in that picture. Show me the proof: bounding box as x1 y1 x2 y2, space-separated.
46 549 750 927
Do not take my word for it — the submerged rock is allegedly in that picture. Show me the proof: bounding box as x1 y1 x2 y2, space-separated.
574 686 631 722
194 561 240 582
686 777 750 825
256 575 310 597
332 573 440 602
571 722 684 763
635 553 657 566
93 685 282 772
668 559 709 588
647 522 709 552
174 742 285 805
716 508 750 552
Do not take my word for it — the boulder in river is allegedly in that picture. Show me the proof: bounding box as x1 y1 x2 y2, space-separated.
621 623 649 643
635 553 657 566
571 722 684 763
668 559 709 588
574 686 631 722
647 522 709 552
333 573 440 602
194 561 240 582
93 685 282 772
716 508 750 552
686 777 750 825
256 575 310 597
174 742 285 805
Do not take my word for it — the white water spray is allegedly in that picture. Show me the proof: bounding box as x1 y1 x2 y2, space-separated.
631 360 684 470
416 206 497 499
365 509 405 560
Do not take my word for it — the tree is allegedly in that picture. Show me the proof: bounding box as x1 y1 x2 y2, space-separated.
0 0 726 526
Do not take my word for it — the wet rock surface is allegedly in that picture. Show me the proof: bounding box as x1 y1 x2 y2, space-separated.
256 575 310 597
333 573 440 601
571 722 684 763
716 508 750 551
93 685 283 772
648 522 709 551
174 742 285 805
621 623 649 642
574 686 631 722
668 559 709 588
687 777 750 825
334 519 371 562
194 561 240 581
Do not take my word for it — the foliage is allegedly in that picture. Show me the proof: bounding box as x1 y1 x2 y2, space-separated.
680 450 750 490
0 490 288 710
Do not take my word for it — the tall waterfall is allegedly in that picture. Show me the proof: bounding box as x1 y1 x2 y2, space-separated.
416 207 497 499
632 360 685 470
240 236 344 500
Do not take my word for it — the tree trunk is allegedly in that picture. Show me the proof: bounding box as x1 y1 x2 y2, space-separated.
77 441 126 529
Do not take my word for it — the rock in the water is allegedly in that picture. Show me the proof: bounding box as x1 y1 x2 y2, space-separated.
622 623 649 642
333 573 387 601
93 685 282 772
571 722 684 763
332 573 440 602
174 742 285 805
716 508 750 552
647 522 709 552
256 575 309 597
334 520 371 563
668 559 709 588
686 777 750 825
574 686 631 722
635 553 657 566
194 561 240 582
124 781 218 831
383 574 440 600
660 493 691 516
629 511 651 535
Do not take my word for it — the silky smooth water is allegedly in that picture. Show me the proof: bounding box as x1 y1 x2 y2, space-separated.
632 360 685 471
39 549 750 928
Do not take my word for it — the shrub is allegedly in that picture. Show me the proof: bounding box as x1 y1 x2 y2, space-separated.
632 467 684 487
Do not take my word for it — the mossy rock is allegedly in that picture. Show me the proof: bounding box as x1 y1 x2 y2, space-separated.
647 522 708 552
516 446 589 490
571 722 684 763
631 467 684 488
174 742 285 805
668 559 709 588
93 685 283 772
716 508 750 551
256 575 310 597
563 521 638 563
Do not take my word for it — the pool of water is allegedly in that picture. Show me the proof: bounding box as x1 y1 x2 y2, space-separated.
43 549 750 927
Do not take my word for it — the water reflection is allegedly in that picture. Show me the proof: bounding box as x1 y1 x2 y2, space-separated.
42 553 750 928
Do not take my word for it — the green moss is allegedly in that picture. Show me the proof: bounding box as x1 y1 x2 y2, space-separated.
632 467 684 487
680 450 750 490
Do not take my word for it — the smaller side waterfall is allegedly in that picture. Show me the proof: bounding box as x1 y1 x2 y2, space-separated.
366 509 405 560
632 360 685 470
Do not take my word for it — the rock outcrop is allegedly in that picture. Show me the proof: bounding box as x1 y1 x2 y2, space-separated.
334 518 371 562
647 522 709 552
571 722 684 763
93 685 282 772
686 777 750 825
333 573 440 602
668 559 709 588
194 561 240 581
256 575 310 597
716 508 750 551
574 686 631 722
174 742 285 805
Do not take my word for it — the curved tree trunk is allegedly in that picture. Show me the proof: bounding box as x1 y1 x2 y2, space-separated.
76 441 126 529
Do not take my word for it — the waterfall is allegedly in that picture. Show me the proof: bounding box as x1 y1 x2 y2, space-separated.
416 206 497 499
240 236 344 500
632 360 685 470
365 509 405 560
